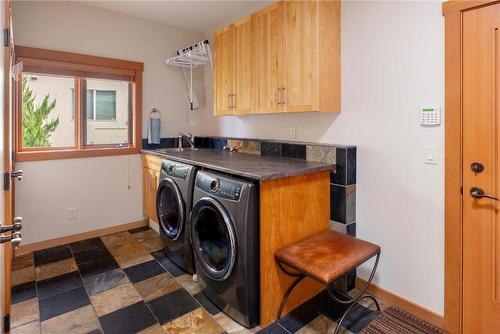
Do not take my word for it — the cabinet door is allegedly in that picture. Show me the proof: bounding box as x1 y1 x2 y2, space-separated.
282 0 318 112
213 25 235 115
151 170 159 223
233 16 253 115
253 3 284 113
142 168 150 218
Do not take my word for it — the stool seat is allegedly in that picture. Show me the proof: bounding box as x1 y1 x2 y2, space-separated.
275 230 380 284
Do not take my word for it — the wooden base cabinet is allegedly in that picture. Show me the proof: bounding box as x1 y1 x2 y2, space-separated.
259 170 330 326
213 0 340 116
142 155 163 224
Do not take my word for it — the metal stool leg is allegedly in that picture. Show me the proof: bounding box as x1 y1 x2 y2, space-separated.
275 260 305 323
330 252 380 334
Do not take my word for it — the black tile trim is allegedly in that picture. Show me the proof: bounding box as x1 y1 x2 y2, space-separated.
37 271 83 301
147 288 198 325
34 245 72 267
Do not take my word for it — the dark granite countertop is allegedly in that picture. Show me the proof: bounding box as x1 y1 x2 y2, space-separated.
141 148 335 181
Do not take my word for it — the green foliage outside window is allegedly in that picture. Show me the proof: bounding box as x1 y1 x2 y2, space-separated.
22 77 59 148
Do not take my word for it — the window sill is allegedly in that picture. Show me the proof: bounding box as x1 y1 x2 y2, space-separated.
15 146 140 162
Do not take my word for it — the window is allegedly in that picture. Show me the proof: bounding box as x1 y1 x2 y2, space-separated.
15 46 143 161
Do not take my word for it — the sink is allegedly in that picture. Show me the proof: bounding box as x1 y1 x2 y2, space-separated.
155 147 199 153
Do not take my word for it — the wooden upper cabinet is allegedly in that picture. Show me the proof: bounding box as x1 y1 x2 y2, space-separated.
233 16 254 115
253 3 284 114
213 0 340 115
214 25 235 115
282 0 317 112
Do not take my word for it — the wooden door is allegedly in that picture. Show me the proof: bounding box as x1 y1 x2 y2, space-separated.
233 16 253 115
213 25 234 116
282 0 318 112
462 3 500 333
2 0 14 331
253 3 284 114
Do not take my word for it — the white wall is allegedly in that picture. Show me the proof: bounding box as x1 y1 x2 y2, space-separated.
12 1 208 244
202 1 445 315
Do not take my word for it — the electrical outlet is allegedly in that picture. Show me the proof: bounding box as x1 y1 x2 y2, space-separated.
68 207 77 220
290 127 297 139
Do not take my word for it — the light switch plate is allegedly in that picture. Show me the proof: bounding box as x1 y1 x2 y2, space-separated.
424 146 437 165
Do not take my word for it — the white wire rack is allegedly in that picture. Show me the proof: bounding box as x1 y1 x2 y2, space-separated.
165 40 213 110
165 40 213 69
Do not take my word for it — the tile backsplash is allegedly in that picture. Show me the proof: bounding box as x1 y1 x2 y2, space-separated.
143 135 357 291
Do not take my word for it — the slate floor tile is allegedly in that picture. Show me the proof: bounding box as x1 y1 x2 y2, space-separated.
132 229 166 253
69 237 105 254
77 256 118 278
12 253 34 271
82 268 129 296
73 246 112 265
133 272 180 301
37 271 83 300
213 312 250 334
194 291 221 315
124 260 165 283
137 323 165 334
147 288 198 325
11 281 37 305
162 307 224 334
90 283 142 317
278 302 320 333
35 258 78 282
39 287 90 321
340 304 377 333
11 298 39 328
151 251 185 277
98 301 157 334
40 305 101 334
11 320 40 334
11 266 36 286
257 321 291 334
33 245 72 267
295 315 337 334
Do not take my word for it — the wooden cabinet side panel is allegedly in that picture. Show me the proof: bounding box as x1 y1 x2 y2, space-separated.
142 154 163 223
260 170 330 326
318 0 340 112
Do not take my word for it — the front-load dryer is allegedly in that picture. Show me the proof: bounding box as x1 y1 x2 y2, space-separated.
190 170 259 328
156 159 197 274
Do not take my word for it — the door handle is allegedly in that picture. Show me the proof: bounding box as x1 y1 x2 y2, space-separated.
0 231 22 250
469 187 499 201
10 170 23 181
0 217 22 234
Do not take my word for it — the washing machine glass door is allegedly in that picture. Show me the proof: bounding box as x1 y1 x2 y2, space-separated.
191 197 236 281
156 178 185 241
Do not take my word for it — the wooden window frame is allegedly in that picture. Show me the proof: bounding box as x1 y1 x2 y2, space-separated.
14 46 143 162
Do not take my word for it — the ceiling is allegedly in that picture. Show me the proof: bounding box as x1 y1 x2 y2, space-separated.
81 1 272 32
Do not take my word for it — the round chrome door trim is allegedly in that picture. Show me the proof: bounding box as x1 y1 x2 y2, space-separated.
190 196 237 281
156 177 185 241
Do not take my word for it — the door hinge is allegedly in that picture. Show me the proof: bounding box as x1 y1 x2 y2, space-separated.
3 314 10 333
3 28 9 47
3 172 10 191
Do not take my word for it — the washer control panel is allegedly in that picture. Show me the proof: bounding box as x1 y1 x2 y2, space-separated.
197 174 242 201
161 160 189 179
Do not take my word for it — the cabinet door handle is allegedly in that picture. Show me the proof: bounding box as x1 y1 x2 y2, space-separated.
281 87 286 106
277 88 282 105
232 94 236 110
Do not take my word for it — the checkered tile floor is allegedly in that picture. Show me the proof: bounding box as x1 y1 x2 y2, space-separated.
10 226 382 334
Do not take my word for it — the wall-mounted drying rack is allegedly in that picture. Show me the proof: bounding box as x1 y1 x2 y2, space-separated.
165 40 213 111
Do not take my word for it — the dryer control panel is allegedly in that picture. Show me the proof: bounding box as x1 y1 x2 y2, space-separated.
196 174 243 201
161 160 189 179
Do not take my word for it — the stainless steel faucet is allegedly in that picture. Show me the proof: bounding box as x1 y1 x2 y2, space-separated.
178 132 195 149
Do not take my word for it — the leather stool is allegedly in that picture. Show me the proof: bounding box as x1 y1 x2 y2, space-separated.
275 230 381 334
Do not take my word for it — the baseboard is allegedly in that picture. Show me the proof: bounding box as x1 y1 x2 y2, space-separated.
356 277 444 329
16 219 148 255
